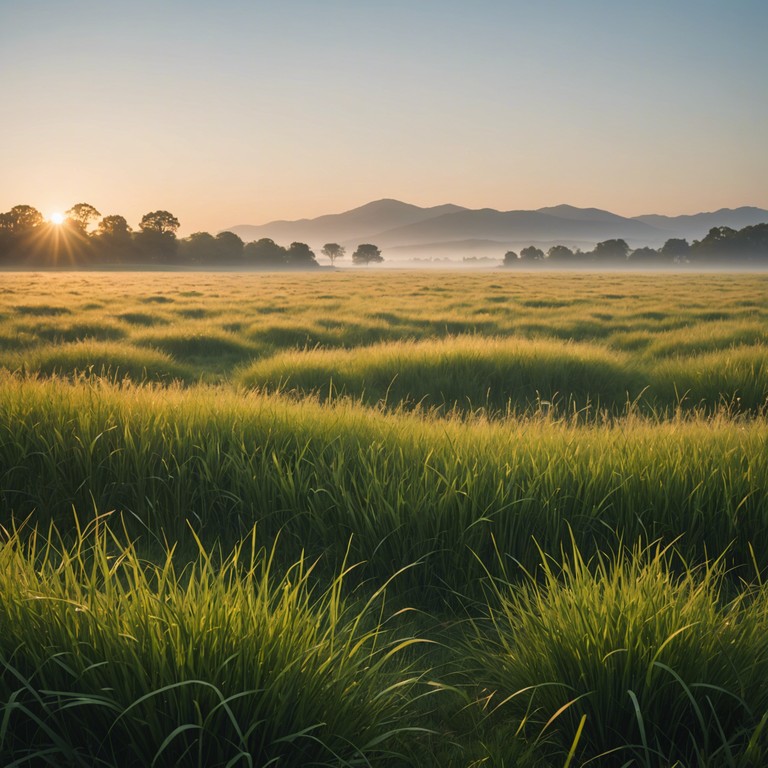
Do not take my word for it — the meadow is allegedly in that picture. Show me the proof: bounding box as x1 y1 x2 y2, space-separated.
1 270 767 767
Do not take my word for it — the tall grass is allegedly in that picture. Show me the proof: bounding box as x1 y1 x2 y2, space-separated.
0 373 766 596
235 335 638 413
0 340 195 383
1 272 766 416
0 517 426 767
462 542 768 766
2 271 768 765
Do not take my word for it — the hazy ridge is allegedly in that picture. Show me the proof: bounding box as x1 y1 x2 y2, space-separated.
225 199 768 258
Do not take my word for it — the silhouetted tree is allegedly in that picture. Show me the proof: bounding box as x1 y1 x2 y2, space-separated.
520 245 544 261
503 250 518 266
215 231 244 263
321 243 345 266
179 231 247 265
66 203 101 232
547 245 575 261
690 227 733 262
593 239 630 261
736 223 768 261
6 205 43 233
286 242 319 268
690 224 768 263
137 210 180 262
0 212 16 262
140 210 180 235
94 214 133 263
244 238 287 268
660 238 690 263
352 243 383 266
97 214 132 239
180 232 217 264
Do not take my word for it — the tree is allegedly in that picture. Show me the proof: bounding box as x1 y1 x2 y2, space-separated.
97 215 132 239
321 243 345 267
244 238 287 268
503 250 518 266
520 245 544 261
593 239 629 261
94 215 133 263
140 210 180 235
215 231 244 263
352 243 383 266
735 223 768 261
137 210 180 262
180 231 217 264
286 241 319 268
660 238 690 263
547 245 575 261
66 202 101 232
690 227 737 262
0 213 16 262
5 205 43 233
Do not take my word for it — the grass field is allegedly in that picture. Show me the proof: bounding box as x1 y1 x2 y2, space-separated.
1 270 767 766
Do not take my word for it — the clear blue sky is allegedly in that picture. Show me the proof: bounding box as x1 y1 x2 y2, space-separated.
2 0 766 234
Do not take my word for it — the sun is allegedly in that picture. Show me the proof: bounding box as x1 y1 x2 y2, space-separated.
50 212 65 225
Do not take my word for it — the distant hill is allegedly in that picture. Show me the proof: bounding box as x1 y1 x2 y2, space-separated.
225 200 768 260
227 199 466 247
633 207 768 237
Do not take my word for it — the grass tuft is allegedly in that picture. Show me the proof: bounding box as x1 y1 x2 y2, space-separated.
0 518 425 767
462 541 768 766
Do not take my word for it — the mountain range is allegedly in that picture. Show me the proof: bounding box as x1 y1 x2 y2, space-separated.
225 200 768 260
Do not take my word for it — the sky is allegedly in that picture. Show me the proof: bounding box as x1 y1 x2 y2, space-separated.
2 0 767 235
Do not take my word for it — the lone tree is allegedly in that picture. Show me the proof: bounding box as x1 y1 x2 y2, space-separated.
321 243 345 266
66 203 101 232
352 243 383 266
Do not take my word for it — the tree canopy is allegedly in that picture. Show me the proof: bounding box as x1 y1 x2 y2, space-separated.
352 244 383 266
520 246 545 261
503 250 518 266
67 203 101 232
140 210 180 235
5 205 43 233
593 239 630 261
321 243 345 266
286 242 319 268
97 215 132 239
547 245 575 261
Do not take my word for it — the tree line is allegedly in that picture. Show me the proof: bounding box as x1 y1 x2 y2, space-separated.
504 225 768 267
0 203 384 269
